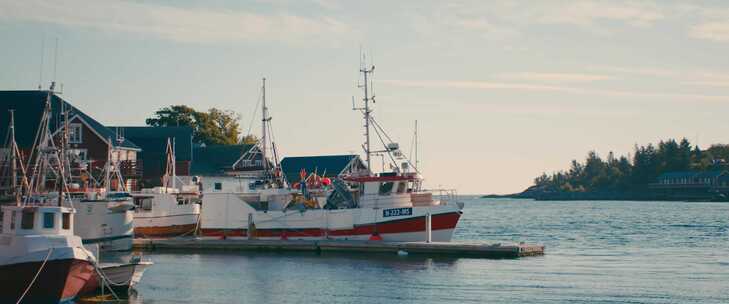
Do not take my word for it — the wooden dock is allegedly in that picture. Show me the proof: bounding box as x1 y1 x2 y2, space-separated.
133 238 545 259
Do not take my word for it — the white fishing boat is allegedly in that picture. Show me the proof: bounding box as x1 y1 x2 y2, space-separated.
66 133 135 251
0 90 96 303
132 139 201 237
201 71 463 242
0 205 97 303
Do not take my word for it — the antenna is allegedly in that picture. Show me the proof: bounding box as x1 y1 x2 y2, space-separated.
53 37 59 82
353 51 376 172
38 37 45 90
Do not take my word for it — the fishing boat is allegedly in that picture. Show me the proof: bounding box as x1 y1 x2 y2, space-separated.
0 87 96 303
0 205 97 303
62 121 135 251
132 139 201 237
200 70 463 242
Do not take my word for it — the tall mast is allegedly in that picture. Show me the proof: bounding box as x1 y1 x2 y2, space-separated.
261 77 268 173
58 99 68 207
172 137 176 189
415 120 419 171
105 137 112 193
357 63 375 172
8 110 18 206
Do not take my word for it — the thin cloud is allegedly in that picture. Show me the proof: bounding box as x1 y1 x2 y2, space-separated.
537 1 664 27
0 0 351 44
497 72 613 83
379 79 729 102
591 65 681 78
690 21 729 42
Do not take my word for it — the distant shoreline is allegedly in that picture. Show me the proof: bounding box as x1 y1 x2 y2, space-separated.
480 191 729 202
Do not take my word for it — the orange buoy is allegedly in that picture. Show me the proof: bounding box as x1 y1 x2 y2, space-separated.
368 232 383 241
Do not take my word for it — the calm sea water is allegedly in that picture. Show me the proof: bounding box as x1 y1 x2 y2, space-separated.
102 198 729 303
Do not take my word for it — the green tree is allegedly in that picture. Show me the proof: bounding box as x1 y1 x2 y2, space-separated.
146 105 241 145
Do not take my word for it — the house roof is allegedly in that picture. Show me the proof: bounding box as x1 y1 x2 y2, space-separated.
109 126 193 161
657 170 727 180
191 144 255 175
0 90 140 150
280 155 359 184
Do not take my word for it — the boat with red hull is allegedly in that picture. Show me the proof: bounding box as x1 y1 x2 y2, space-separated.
201 67 464 242
0 205 96 304
1 85 96 303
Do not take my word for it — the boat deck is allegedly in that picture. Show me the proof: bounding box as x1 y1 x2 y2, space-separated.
133 238 545 259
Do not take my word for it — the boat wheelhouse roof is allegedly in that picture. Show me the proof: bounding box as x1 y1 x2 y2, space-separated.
0 90 140 150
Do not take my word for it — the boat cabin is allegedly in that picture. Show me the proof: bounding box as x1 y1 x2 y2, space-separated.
0 205 76 236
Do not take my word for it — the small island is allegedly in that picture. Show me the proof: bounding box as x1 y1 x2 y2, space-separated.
487 138 729 202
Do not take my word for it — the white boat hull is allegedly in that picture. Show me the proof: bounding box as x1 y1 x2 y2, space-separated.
200 192 461 242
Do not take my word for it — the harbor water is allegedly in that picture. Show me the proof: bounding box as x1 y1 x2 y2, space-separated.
98 198 729 303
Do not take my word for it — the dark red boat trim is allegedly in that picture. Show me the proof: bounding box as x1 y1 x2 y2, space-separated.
201 211 461 238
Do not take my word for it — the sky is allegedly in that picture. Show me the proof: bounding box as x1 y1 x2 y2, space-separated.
1 0 729 194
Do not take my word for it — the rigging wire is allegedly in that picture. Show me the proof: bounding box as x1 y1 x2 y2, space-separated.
245 88 263 137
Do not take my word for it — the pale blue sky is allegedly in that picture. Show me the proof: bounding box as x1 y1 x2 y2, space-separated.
1 1 729 194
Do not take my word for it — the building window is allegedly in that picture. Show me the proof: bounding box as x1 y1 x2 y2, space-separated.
43 212 55 229
69 123 83 143
21 211 35 230
62 213 71 230
214 182 222 191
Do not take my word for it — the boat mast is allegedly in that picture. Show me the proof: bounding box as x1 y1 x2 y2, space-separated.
414 120 419 171
8 110 17 204
105 138 112 193
355 60 375 172
172 137 176 189
58 99 68 207
261 78 268 174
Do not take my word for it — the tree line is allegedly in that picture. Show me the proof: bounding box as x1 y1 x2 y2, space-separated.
146 105 257 146
532 139 729 193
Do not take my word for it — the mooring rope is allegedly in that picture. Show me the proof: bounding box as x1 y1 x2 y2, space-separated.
16 247 54 304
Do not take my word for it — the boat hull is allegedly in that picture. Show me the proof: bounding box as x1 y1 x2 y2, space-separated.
0 258 94 304
201 211 461 242
134 222 198 238
80 261 153 296
74 200 134 251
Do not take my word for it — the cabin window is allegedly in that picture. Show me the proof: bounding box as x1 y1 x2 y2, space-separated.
379 182 394 195
396 182 407 194
62 213 71 230
21 211 35 230
214 182 222 191
69 123 83 144
10 211 16 230
141 198 153 211
43 212 55 229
